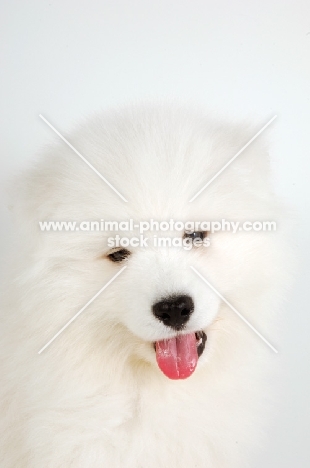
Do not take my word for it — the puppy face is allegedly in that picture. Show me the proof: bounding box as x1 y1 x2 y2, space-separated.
103 233 221 378
16 107 284 379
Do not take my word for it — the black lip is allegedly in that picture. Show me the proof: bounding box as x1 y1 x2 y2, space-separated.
195 330 207 357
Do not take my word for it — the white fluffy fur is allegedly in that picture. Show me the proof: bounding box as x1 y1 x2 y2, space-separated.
0 105 292 467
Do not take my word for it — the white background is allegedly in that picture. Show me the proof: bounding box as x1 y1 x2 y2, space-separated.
0 1 309 466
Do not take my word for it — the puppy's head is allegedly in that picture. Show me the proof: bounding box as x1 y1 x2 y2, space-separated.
14 106 288 380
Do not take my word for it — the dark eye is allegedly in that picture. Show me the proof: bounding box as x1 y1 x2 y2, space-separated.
107 248 131 263
184 231 206 240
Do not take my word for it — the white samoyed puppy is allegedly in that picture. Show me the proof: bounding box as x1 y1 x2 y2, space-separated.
0 105 292 467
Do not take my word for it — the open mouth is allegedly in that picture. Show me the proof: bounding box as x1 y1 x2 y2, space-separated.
154 330 207 380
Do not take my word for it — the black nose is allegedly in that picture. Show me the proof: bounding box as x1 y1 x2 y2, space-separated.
152 295 194 330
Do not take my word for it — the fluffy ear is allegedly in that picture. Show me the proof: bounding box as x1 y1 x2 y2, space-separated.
213 117 275 195
4 147 73 261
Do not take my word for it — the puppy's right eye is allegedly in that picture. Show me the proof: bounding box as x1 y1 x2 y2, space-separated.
107 248 131 263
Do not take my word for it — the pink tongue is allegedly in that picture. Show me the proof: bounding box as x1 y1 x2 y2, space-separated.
155 333 198 380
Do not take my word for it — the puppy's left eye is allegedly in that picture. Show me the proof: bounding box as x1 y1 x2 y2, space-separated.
107 248 131 263
184 231 206 241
